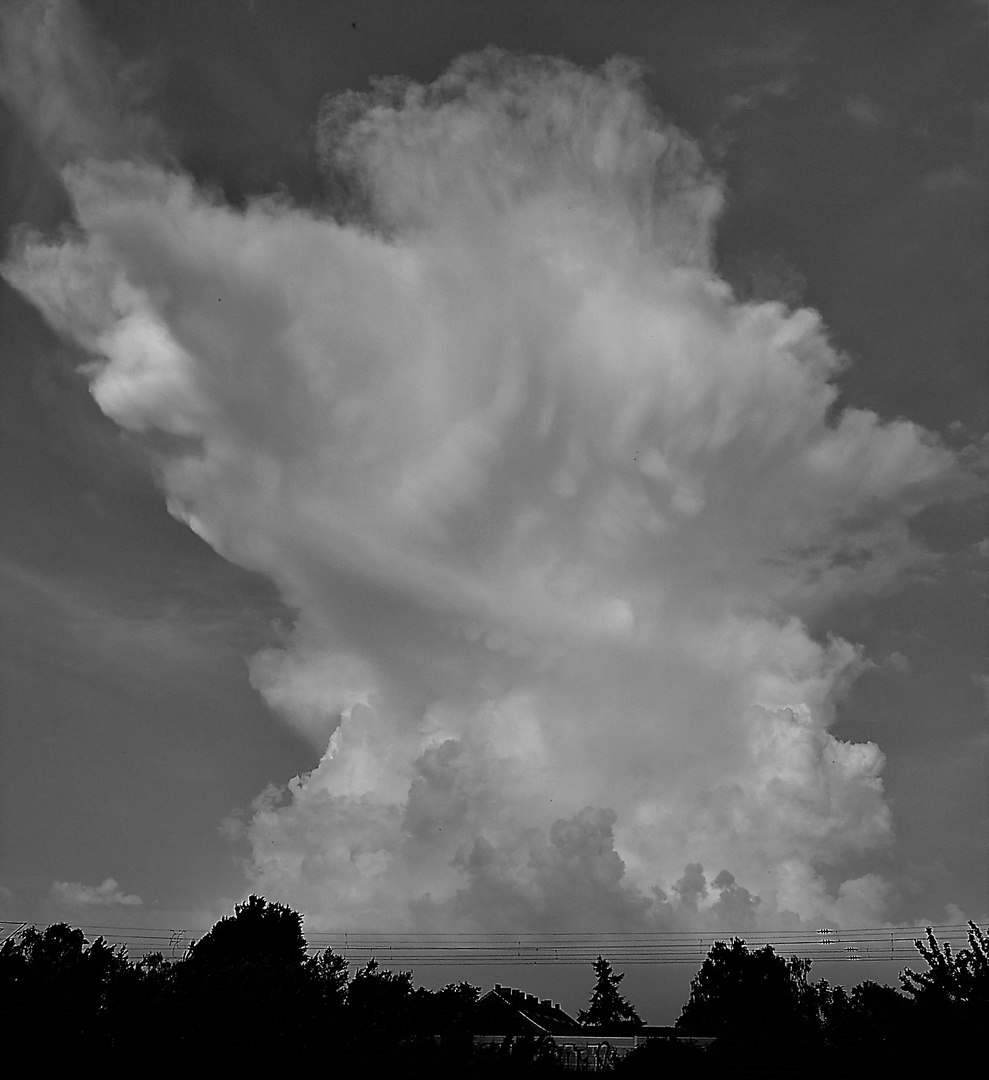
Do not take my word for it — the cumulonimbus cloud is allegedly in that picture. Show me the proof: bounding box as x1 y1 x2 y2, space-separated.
4 45 975 930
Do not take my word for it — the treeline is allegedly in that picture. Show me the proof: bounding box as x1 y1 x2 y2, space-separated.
2 895 985 1075
661 922 987 1076
1 896 482 1070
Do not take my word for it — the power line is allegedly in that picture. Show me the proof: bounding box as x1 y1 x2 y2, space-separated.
1 920 977 965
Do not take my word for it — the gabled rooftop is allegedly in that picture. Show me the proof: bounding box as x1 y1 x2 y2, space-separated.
474 984 584 1036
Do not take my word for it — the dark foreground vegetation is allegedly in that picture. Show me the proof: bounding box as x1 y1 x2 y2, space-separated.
2 896 985 1075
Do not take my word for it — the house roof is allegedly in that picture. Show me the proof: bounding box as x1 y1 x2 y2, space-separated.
474 984 584 1036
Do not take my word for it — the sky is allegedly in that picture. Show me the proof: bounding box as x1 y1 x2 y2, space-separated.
0 0 986 1021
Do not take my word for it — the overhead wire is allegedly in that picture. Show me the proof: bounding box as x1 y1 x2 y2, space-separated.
1 920 978 965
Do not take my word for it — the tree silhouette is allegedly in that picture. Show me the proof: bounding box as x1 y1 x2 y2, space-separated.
0 923 130 1052
177 895 317 1063
676 937 819 1042
305 945 350 1013
187 894 308 968
347 957 417 1036
577 955 643 1030
416 979 480 1041
814 977 913 1071
900 921 989 1015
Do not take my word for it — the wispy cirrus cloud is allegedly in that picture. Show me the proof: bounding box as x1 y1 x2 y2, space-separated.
0 0 165 164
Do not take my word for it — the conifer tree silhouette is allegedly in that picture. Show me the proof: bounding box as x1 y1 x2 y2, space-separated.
577 955 643 1030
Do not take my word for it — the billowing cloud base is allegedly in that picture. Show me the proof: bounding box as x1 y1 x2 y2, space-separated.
5 49 966 930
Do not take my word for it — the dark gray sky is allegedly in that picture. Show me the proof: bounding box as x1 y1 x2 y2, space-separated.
0 0 985 1021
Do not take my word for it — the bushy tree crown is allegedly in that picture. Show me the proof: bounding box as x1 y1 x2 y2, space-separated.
188 894 308 969
675 937 817 1038
900 921 989 1013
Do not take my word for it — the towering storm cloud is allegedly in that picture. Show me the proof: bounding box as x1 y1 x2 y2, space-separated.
5 45 970 930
